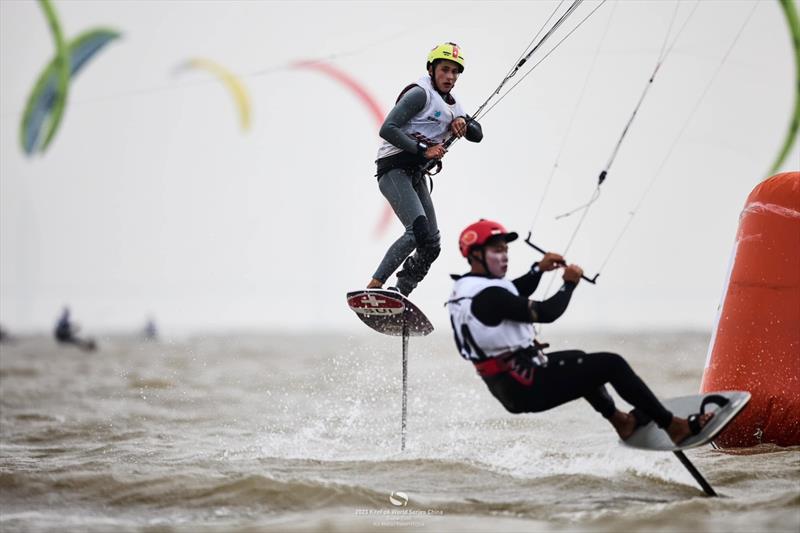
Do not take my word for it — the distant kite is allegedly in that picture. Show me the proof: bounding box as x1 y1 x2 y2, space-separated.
291 60 385 127
21 29 120 155
19 0 120 156
176 58 252 132
291 60 394 238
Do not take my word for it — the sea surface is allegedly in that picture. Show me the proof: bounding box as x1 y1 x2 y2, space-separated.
1 331 798 532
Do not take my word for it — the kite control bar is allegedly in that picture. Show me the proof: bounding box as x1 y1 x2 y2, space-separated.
420 128 461 174
524 232 599 285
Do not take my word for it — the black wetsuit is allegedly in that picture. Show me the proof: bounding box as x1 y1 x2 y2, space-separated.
464 264 674 429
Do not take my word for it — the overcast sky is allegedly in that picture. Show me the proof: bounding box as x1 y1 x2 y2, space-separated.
1 0 797 335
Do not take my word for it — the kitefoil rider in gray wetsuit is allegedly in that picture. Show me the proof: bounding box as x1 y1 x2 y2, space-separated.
367 42 483 297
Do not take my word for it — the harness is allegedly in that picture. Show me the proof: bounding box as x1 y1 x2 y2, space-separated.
375 152 440 192
473 342 550 387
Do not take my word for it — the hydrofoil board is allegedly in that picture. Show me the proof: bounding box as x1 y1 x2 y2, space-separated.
622 390 750 452
346 289 433 337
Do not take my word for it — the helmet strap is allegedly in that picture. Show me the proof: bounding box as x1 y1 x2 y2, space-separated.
469 248 493 278
428 61 451 98
428 63 440 91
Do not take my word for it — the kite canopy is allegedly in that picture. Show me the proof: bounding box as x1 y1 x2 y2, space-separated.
771 0 800 175
20 28 121 155
290 60 390 237
291 60 385 128
179 58 252 132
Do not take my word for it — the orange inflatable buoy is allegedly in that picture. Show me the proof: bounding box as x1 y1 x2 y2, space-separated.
701 171 800 448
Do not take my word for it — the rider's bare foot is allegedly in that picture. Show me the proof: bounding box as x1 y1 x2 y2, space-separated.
367 278 383 289
667 413 714 445
610 410 638 441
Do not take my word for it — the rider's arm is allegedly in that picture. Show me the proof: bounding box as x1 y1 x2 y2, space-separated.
531 282 577 323
512 262 543 297
471 287 531 326
471 281 577 326
379 86 428 155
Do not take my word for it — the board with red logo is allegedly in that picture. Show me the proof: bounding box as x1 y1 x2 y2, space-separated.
346 289 434 336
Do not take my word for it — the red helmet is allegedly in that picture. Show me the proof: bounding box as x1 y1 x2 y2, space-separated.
458 219 519 257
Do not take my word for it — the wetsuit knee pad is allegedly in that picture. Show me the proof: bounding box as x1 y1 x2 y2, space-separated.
411 215 431 247
411 216 441 255
420 241 441 262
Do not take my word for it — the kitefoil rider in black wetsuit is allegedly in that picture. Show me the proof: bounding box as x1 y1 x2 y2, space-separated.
446 219 713 444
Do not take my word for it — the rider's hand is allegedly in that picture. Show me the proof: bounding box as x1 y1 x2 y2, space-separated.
562 264 584 283
425 144 446 159
450 117 467 138
539 252 566 271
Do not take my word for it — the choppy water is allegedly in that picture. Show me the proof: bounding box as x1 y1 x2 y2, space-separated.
1 331 798 532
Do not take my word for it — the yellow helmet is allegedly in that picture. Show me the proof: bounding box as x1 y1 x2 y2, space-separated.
427 42 464 72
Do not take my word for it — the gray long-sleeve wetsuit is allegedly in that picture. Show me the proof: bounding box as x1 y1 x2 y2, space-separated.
372 84 482 296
